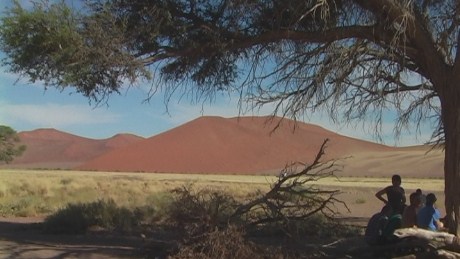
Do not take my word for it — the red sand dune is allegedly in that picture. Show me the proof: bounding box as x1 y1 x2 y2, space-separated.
77 116 401 174
1 129 144 169
4 116 443 178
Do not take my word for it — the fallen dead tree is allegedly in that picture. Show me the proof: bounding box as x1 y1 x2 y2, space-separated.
394 228 458 246
345 228 460 258
394 228 460 258
168 139 354 258
230 139 349 231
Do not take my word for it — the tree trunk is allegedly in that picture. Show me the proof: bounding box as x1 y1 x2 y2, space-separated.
441 80 460 236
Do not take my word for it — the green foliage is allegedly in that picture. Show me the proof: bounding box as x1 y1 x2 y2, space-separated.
0 2 81 81
0 0 149 101
0 125 26 163
43 199 145 234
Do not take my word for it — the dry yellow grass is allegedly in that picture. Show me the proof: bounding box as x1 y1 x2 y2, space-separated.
0 169 445 218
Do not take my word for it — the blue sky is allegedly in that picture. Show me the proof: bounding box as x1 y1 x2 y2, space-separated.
0 0 435 146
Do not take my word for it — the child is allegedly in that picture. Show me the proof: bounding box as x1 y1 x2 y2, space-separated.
375 174 406 214
417 193 443 231
402 192 422 228
365 205 393 245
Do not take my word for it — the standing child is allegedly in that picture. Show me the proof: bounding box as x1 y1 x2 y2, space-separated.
375 174 406 214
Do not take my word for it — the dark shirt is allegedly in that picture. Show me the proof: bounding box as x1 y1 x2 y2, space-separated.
385 185 405 213
365 212 389 245
419 194 426 207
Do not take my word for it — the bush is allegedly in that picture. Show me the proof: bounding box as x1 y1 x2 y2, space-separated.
145 191 173 221
43 199 144 234
167 185 239 236
171 224 264 259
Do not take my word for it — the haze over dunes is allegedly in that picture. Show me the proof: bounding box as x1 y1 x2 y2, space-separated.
3 116 443 178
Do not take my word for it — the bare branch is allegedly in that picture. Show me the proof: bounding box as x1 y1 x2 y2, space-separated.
231 139 348 227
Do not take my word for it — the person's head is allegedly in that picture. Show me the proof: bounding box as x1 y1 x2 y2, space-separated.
426 193 437 206
392 174 402 187
409 192 421 207
416 189 422 194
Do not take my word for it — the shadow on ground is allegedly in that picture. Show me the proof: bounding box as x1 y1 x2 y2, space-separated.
0 217 373 259
0 219 172 259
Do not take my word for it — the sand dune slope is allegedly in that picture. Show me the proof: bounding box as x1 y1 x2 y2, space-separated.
2 129 144 169
5 116 443 178
340 148 444 178
77 116 416 175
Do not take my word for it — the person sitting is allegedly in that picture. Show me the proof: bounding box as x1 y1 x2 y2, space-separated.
416 193 443 231
382 205 403 244
402 192 422 228
416 188 426 207
365 205 393 245
375 174 406 214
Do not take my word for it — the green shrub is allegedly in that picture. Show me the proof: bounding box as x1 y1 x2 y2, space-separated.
43 199 144 234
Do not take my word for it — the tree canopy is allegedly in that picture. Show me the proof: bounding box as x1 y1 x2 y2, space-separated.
1 0 460 234
0 125 26 164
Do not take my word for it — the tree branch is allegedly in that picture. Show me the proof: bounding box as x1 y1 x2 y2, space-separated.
231 139 348 227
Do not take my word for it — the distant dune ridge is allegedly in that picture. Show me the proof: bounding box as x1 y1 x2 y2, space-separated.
3 116 444 178
77 116 393 174
1 129 144 169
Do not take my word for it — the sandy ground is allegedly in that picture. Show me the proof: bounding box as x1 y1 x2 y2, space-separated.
0 217 158 259
0 182 446 258
1 189 444 259
0 216 368 259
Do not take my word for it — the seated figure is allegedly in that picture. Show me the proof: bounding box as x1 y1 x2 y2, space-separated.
382 207 403 244
365 205 392 245
402 192 421 228
416 193 443 231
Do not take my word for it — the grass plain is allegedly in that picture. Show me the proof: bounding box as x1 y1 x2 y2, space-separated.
0 169 445 218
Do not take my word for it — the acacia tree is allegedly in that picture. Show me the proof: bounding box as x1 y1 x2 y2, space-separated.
0 0 459 233
0 125 26 164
